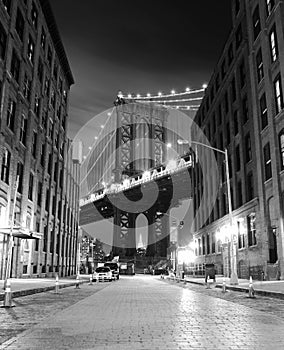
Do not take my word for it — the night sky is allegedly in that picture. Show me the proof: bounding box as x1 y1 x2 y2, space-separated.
49 1 232 138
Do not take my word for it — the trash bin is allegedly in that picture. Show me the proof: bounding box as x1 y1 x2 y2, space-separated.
205 263 216 283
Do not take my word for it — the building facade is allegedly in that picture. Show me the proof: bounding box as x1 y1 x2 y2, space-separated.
192 0 284 280
0 0 80 278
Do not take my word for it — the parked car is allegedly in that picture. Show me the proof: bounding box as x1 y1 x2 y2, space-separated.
104 262 120 280
93 266 112 282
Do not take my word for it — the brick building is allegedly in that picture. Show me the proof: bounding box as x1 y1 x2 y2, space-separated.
192 0 284 280
0 0 80 278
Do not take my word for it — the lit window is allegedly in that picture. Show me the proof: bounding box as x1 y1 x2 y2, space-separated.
28 173 34 201
31 2 38 29
1 0 11 13
238 221 245 249
1 147 10 184
274 75 283 115
41 28 46 50
269 26 278 62
27 35 35 63
266 0 275 17
247 213 257 246
17 162 24 193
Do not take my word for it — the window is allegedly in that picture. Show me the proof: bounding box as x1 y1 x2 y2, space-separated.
228 43 234 65
242 95 249 123
224 91 229 114
10 50 20 82
27 35 35 63
231 77 236 102
32 131 37 158
0 23 7 60
221 60 226 80
45 189 50 211
19 114 27 145
15 9 24 41
211 232 216 254
269 26 278 62
206 234 210 255
1 0 11 13
34 94 40 117
235 145 240 171
48 152 52 174
6 99 16 131
38 58 44 83
279 129 284 170
235 24 243 49
238 221 245 249
23 74 32 101
239 60 246 88
28 173 34 201
37 181 42 207
31 2 38 29
247 213 256 246
263 143 272 180
245 133 252 163
247 171 254 201
226 122 230 145
202 235 205 255
266 0 275 17
1 148 10 184
237 181 243 207
41 28 46 50
47 46 52 66
256 49 264 83
260 93 268 130
234 110 239 135
253 6 261 41
17 162 24 194
274 75 283 115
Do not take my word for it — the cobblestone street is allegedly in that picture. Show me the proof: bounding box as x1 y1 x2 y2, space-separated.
1 275 284 349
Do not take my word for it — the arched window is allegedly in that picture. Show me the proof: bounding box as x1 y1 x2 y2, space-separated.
279 129 284 170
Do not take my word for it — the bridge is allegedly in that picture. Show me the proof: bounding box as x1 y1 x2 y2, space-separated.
79 94 203 259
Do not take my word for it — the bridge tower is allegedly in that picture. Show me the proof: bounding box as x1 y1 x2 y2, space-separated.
112 102 170 258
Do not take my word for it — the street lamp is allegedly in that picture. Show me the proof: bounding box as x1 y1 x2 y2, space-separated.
177 139 238 285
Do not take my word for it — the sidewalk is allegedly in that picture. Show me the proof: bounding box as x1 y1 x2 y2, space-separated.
168 275 284 299
0 275 89 301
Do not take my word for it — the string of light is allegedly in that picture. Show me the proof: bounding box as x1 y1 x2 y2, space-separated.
122 85 207 100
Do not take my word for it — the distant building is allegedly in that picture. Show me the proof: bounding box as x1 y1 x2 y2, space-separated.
0 0 79 278
192 0 284 280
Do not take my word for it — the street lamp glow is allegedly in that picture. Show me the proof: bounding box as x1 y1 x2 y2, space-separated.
100 125 104 129
202 83 208 89
185 87 190 92
171 90 175 94
147 93 151 97
166 143 172 148
158 92 162 96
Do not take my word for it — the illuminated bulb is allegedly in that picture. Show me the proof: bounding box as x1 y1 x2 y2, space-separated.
171 90 175 95
158 92 162 96
136 94 141 98
186 87 190 92
107 112 111 116
202 83 208 89
176 106 180 109
117 91 123 98
166 143 172 148
128 94 132 98
147 93 151 97
100 125 104 129
94 136 98 140
88 146 92 150
187 106 190 110
83 155 86 160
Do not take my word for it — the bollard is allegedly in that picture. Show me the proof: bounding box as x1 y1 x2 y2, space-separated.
248 276 255 298
55 274 59 294
2 279 14 308
222 278 226 293
75 274 80 289
206 277 211 289
89 274 93 285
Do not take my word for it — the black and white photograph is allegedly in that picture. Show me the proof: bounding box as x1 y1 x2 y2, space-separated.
1 0 284 349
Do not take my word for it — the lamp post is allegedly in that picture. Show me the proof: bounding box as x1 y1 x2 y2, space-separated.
177 139 238 285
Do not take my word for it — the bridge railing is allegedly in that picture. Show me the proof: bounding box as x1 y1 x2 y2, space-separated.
80 155 193 207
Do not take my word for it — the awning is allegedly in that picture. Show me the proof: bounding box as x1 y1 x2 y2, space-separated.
0 227 43 239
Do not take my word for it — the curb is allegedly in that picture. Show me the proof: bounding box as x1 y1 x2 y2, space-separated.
166 277 284 300
0 280 88 302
